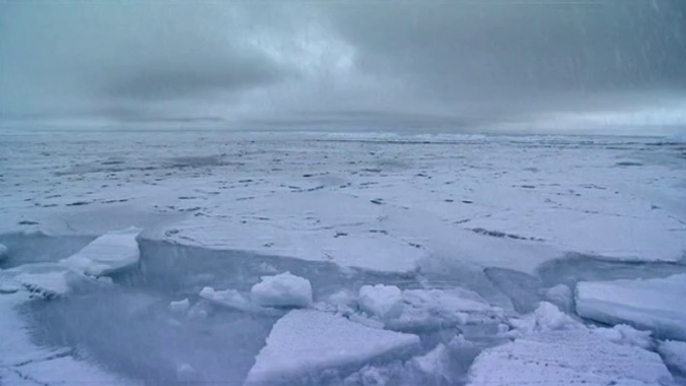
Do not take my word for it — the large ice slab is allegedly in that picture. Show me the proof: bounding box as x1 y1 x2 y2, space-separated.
576 274 686 341
244 310 420 385
60 227 142 276
468 329 673 386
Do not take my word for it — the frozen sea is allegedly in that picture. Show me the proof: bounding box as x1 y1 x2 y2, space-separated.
1 128 685 385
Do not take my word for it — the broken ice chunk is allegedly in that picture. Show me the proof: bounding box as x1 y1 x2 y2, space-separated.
60 227 142 277
244 310 420 385
591 324 654 350
576 274 686 341
506 302 583 337
250 272 312 308
358 284 403 321
200 287 251 310
169 298 190 314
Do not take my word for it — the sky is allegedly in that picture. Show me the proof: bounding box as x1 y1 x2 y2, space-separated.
1 0 685 133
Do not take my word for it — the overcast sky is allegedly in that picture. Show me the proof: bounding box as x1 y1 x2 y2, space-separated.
1 0 685 132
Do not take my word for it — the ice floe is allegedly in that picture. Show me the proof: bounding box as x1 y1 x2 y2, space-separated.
576 274 686 340
468 329 673 386
244 309 420 385
59 227 142 277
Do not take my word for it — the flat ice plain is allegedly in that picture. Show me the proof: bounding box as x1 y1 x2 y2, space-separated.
1 129 685 385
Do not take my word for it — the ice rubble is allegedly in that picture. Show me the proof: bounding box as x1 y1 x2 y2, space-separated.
352 284 503 330
576 274 686 340
60 227 142 276
251 271 313 308
591 324 654 350
468 302 674 386
199 286 255 313
244 309 420 385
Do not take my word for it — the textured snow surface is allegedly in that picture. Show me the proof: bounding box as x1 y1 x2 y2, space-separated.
244 310 420 385
59 227 141 276
3 132 684 273
576 274 686 340
250 272 313 308
468 329 673 386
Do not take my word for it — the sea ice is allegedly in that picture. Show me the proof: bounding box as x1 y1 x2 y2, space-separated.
60 227 142 277
576 274 686 340
244 310 420 385
250 272 313 308
468 329 673 386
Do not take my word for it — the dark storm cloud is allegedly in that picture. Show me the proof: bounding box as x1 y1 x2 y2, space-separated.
323 0 686 103
1 0 685 132
103 52 286 101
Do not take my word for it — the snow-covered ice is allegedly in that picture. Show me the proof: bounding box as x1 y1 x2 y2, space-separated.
59 227 142 277
244 309 420 385
251 272 313 308
468 329 673 386
576 274 686 340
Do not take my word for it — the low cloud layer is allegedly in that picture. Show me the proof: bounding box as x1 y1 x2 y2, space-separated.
2 1 685 133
